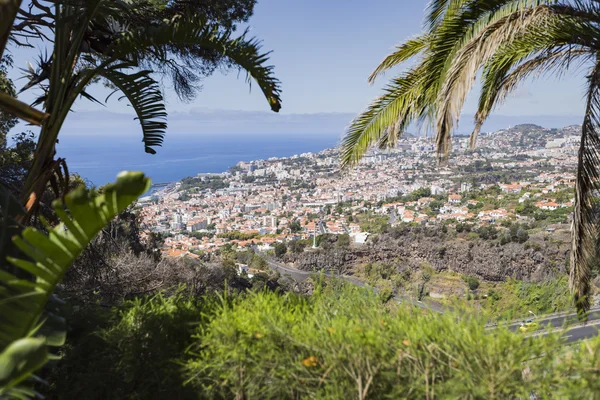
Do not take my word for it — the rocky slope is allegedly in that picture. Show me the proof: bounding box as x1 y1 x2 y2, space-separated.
285 226 569 283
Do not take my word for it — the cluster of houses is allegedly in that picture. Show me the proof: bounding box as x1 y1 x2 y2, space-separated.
139 125 580 259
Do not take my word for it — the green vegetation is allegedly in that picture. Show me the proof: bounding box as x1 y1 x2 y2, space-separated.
290 219 303 233
46 292 204 400
274 242 287 257
43 284 600 399
217 231 259 241
0 1 283 395
464 275 480 291
317 233 351 250
482 278 571 318
179 176 228 192
356 213 389 234
3 2 600 397
288 239 310 254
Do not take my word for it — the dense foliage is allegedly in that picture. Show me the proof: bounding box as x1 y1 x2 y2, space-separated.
179 176 228 192
43 283 600 399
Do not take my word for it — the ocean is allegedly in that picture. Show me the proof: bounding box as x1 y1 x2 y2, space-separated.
56 133 341 186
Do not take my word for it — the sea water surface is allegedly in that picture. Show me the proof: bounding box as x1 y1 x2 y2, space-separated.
56 133 340 186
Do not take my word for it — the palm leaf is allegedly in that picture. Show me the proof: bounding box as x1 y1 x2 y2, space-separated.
341 67 428 168
571 59 600 316
342 0 552 168
0 172 151 395
368 35 430 84
436 4 554 161
472 46 589 147
111 17 282 113
97 68 167 154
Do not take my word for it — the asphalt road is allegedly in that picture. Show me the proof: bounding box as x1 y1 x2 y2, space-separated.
563 323 600 343
506 309 600 330
266 257 600 342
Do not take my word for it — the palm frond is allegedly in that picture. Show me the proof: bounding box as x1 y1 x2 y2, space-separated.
571 59 600 316
98 68 167 154
343 0 555 168
112 17 282 113
436 4 554 161
424 0 468 32
467 5 597 147
368 35 430 84
472 43 589 147
341 67 427 168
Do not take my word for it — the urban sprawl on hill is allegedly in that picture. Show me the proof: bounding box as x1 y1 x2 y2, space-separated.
141 124 578 258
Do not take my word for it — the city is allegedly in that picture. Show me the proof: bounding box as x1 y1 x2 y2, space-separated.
142 123 579 259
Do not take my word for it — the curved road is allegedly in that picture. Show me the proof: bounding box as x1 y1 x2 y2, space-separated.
266 258 445 313
266 257 600 342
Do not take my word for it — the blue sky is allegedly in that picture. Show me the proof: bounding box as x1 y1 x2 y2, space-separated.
8 0 588 136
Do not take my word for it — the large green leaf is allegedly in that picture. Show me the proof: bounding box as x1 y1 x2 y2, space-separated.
0 171 150 395
0 338 48 397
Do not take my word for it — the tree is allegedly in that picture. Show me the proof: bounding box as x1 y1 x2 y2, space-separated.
340 0 600 315
0 56 35 194
0 56 17 137
274 242 287 257
288 240 307 254
429 200 443 211
0 3 281 393
9 0 282 221
290 220 302 233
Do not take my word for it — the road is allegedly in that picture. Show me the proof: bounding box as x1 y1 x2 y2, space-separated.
563 323 600 343
267 258 446 313
505 309 600 331
266 257 600 342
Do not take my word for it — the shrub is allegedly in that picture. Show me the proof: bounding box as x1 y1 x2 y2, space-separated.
45 291 211 400
464 275 480 291
477 226 498 240
184 285 600 399
466 232 479 241
44 284 600 399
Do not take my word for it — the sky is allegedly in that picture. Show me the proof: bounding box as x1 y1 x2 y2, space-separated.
7 0 590 137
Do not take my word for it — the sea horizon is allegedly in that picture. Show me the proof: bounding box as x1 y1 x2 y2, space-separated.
56 132 341 186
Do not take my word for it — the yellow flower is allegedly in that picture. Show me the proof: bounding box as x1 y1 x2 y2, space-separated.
255 333 263 338
402 340 410 346
301 356 319 367
327 327 335 334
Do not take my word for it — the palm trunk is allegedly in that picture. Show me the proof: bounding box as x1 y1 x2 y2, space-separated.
0 0 22 57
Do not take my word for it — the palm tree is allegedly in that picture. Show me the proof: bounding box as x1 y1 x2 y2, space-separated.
0 2 281 395
341 0 600 315
6 0 282 220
